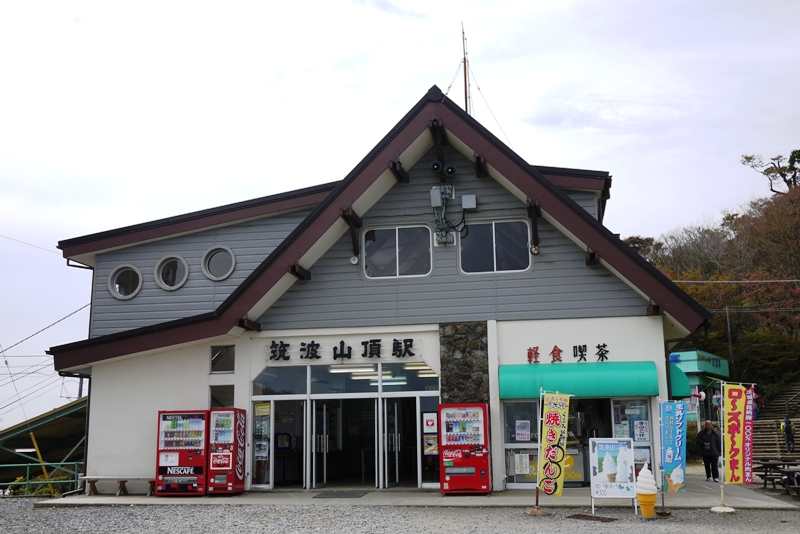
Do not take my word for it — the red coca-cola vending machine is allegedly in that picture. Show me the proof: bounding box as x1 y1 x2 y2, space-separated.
438 403 491 494
208 407 247 494
155 410 209 496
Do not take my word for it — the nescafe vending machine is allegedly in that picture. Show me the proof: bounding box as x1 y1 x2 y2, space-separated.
155 410 209 496
208 407 247 494
438 403 491 494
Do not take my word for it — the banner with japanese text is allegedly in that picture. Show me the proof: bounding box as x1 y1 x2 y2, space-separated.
743 386 756 484
724 384 747 484
660 401 687 492
538 393 570 497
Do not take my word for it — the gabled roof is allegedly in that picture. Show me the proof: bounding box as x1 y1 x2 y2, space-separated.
58 182 339 267
49 86 710 371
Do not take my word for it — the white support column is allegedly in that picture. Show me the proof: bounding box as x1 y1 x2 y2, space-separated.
488 319 505 491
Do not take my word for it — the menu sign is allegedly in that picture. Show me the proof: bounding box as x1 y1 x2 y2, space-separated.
589 438 636 498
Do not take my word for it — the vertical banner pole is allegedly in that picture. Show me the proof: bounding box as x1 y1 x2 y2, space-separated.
720 381 726 505
526 388 550 516
536 387 542 508
658 400 665 511
712 381 735 513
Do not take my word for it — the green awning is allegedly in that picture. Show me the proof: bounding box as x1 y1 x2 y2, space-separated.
669 364 691 399
499 362 660 399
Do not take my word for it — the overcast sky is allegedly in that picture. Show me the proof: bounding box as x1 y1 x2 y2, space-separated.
1 0 798 430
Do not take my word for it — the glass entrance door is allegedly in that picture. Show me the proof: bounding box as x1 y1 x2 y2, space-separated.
312 400 329 488
383 399 400 487
312 399 343 488
382 397 420 488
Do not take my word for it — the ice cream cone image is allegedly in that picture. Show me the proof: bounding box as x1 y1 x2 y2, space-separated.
636 463 658 520
665 476 684 492
601 451 617 483
665 464 685 493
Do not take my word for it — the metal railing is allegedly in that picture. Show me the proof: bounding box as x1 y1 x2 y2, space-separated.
0 462 83 496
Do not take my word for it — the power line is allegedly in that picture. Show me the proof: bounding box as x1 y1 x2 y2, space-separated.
0 234 60 255
2 304 89 352
673 279 800 284
709 308 800 313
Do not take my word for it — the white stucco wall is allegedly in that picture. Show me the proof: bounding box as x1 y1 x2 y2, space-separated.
86 340 246 494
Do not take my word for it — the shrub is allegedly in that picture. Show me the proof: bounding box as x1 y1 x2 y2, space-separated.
686 426 701 462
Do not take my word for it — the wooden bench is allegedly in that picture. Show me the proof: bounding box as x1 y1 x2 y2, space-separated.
756 473 784 489
79 476 155 497
782 481 800 498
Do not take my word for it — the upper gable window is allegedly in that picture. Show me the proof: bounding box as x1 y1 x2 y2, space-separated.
107 264 143 300
364 226 432 278
460 221 531 274
155 255 189 290
201 246 236 281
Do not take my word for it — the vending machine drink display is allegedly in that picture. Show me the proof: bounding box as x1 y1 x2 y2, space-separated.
155 410 208 496
438 403 491 494
208 407 246 494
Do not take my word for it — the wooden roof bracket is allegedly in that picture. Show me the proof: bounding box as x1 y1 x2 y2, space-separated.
585 242 600 266
526 198 541 249
237 318 262 332
289 262 311 281
429 119 448 165
647 301 662 316
340 207 363 257
473 153 488 179
389 160 409 183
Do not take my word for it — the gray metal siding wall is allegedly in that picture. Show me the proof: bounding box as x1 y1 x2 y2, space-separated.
565 191 597 219
258 147 645 330
90 209 312 337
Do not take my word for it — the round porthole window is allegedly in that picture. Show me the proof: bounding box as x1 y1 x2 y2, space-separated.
201 246 236 281
154 255 189 291
107 264 143 300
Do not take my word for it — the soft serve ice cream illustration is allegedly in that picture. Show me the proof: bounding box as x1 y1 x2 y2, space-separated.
615 454 629 483
665 463 685 492
636 462 658 519
602 451 617 482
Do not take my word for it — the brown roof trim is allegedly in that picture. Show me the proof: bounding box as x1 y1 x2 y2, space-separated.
532 166 612 223
49 86 709 370
535 172 607 192
58 182 339 259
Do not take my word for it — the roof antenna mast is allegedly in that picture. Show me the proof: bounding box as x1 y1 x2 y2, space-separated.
462 22 470 115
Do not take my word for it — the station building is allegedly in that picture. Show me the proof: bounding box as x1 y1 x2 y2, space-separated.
49 86 708 493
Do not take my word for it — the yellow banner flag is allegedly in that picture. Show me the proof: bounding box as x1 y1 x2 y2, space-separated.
538 393 570 497
724 384 746 484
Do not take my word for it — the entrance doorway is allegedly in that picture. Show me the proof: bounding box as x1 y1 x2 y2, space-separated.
382 397 417 488
311 398 378 488
253 396 435 489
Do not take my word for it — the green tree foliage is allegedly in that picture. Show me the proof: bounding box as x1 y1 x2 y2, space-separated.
741 150 800 195
625 188 800 404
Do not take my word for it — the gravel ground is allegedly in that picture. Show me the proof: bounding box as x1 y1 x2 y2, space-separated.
2 498 799 534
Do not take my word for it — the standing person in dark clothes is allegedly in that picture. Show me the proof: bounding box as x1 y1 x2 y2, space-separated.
781 416 795 453
696 420 721 482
